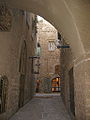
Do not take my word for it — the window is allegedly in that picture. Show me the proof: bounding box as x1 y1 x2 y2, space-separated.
58 32 61 40
48 41 56 51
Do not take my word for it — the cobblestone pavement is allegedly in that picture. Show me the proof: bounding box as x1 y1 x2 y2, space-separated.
9 94 71 120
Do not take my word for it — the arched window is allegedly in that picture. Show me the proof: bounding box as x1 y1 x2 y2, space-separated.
0 75 8 113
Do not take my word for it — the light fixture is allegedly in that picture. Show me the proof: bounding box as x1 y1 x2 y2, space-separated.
55 37 70 49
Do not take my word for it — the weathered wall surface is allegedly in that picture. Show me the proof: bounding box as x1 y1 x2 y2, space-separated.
0 8 36 120
60 41 90 120
36 18 60 93
74 55 90 120
60 44 73 114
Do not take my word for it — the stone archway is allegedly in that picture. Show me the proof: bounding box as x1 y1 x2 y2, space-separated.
6 0 90 58
3 0 90 120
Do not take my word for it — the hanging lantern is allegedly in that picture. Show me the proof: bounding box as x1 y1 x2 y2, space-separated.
36 42 41 56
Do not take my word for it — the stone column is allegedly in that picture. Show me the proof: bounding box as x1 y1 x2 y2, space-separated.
74 55 90 120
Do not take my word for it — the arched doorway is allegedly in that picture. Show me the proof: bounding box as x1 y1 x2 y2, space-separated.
18 41 27 108
52 77 60 92
0 75 8 113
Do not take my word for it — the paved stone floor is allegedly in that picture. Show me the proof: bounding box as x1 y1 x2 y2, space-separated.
9 94 71 120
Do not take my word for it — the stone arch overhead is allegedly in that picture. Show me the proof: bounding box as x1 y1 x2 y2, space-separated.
6 0 90 59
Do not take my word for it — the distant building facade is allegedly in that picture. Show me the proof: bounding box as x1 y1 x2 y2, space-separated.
35 16 61 93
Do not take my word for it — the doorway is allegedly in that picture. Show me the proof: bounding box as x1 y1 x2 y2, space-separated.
0 76 8 113
69 67 75 116
52 77 60 92
18 41 27 108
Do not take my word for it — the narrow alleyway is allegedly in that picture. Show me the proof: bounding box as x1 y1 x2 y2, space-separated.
9 94 71 120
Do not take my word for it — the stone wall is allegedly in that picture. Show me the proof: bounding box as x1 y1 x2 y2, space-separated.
60 42 75 119
0 8 36 120
60 41 90 120
74 55 90 120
